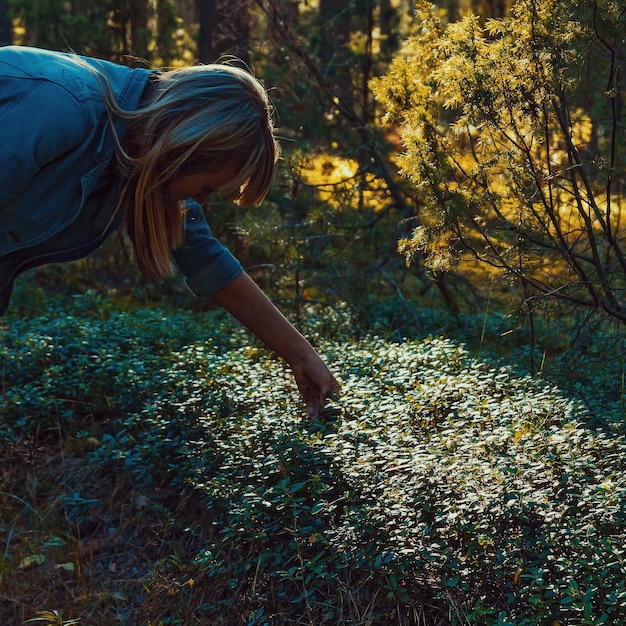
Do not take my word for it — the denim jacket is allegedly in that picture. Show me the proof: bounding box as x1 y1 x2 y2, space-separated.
0 45 242 314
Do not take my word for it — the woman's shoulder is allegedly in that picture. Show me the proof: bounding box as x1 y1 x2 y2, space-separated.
0 45 84 77
0 46 148 103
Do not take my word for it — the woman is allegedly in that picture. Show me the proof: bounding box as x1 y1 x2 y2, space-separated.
0 45 340 416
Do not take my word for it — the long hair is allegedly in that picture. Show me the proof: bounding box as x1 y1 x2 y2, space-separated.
105 62 280 279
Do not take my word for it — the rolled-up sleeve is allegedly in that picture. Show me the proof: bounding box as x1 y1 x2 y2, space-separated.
171 199 243 297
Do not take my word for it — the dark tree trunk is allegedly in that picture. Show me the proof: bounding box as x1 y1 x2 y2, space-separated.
197 0 250 64
318 0 354 110
379 0 391 37
197 0 215 63
0 0 12 46
129 0 150 59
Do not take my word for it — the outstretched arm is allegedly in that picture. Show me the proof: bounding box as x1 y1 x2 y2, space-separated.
211 272 341 417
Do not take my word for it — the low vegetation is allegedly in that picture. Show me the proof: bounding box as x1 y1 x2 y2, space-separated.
1 289 624 625
3 0 625 623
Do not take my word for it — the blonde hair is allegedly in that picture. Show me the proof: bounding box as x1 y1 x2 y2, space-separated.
106 63 279 279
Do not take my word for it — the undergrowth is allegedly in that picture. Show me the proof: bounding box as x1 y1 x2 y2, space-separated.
1 291 625 625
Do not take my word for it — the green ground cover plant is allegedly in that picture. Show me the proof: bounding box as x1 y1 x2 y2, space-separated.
1 292 625 625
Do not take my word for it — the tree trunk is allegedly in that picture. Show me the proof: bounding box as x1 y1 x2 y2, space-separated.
197 0 215 63
0 0 13 46
0 0 11 46
318 0 354 111
197 0 250 64
156 0 173 65
379 0 391 37
128 0 150 59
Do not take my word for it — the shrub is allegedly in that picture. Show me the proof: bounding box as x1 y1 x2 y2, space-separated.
2 295 625 624
371 0 626 326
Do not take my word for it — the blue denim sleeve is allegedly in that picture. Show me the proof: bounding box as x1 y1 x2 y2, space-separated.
171 199 243 297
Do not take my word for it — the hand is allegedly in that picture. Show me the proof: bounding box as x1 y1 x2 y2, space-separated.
289 352 341 419
212 273 341 418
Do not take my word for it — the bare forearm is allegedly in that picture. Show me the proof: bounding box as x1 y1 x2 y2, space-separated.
211 272 312 363
211 272 341 414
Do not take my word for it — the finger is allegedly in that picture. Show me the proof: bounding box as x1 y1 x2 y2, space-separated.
326 378 341 400
301 386 320 416
305 393 323 418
